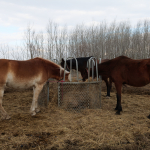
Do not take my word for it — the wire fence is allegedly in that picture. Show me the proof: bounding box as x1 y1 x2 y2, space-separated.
58 80 101 111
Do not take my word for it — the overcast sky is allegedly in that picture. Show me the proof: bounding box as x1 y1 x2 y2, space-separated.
0 0 150 45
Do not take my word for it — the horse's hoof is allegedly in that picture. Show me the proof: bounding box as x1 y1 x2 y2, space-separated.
31 111 36 116
6 115 11 120
35 108 40 113
115 111 120 115
1 114 11 120
147 115 150 119
106 96 110 99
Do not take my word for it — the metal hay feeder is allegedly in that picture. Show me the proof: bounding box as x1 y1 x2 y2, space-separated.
58 57 102 111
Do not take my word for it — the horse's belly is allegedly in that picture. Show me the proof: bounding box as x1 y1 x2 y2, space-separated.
6 73 36 89
127 78 149 87
6 80 34 89
5 72 43 89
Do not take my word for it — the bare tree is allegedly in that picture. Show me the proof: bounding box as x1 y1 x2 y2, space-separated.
2 19 150 61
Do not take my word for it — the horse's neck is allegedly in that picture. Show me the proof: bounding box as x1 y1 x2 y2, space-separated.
44 60 61 79
98 63 110 76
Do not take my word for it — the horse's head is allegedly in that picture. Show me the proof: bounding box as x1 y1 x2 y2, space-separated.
81 68 88 81
60 58 70 72
60 58 65 68
82 68 99 81
60 66 71 82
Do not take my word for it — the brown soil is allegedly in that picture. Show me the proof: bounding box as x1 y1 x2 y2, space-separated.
1 81 150 150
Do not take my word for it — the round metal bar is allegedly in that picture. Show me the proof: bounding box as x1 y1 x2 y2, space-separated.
99 58 101 64
87 57 98 81
63 57 79 82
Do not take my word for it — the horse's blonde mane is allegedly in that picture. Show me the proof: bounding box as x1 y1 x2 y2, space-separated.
37 57 68 76
37 57 60 68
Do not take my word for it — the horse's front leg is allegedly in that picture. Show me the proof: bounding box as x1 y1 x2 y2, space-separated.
105 78 112 97
114 82 122 115
30 84 43 116
108 79 112 96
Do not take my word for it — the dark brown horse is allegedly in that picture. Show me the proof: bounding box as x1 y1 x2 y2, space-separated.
60 57 112 97
84 56 150 118
60 57 92 81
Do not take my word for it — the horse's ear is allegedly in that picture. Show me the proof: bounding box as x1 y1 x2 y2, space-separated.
62 58 64 62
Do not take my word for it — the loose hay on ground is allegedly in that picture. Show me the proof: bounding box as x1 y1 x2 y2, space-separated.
1 82 150 149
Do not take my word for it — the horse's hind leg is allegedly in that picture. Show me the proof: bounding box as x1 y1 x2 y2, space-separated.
30 84 44 116
0 85 10 119
114 82 122 115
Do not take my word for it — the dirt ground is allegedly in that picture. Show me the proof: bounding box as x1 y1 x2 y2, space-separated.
1 81 150 150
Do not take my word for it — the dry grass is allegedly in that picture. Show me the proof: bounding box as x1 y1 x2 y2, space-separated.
1 82 150 149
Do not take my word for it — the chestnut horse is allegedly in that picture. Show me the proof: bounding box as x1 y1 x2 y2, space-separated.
85 56 150 117
0 57 70 120
60 57 112 97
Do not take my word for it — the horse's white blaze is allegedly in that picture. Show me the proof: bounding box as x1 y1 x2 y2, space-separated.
60 66 63 76
65 70 69 73
60 66 70 81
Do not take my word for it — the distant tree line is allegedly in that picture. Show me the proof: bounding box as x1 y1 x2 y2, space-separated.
0 19 150 61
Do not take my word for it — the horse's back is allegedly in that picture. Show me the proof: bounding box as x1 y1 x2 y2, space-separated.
10 58 43 75
108 56 150 86
106 56 134 69
114 56 150 68
0 59 9 71
67 56 93 69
